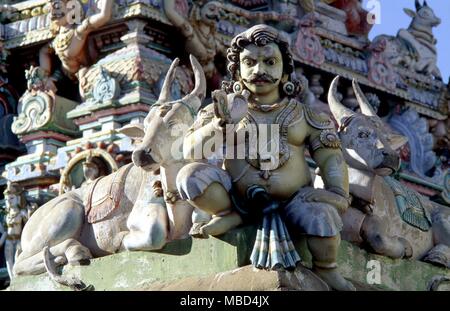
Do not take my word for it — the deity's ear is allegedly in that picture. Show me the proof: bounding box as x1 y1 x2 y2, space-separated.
118 123 145 140
281 74 289 83
404 8 417 18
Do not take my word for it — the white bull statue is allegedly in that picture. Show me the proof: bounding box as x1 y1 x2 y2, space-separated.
13 56 207 289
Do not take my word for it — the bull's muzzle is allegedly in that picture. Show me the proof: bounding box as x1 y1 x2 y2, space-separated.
132 149 156 168
375 151 400 176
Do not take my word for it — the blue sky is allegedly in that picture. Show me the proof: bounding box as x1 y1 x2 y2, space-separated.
362 0 450 81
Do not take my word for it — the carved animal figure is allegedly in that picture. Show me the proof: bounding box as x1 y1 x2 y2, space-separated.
324 76 450 267
372 0 442 79
13 56 206 282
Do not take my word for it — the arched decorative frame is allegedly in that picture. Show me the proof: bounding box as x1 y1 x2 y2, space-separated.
59 149 119 195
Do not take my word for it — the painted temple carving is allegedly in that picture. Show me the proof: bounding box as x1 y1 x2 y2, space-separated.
0 0 447 291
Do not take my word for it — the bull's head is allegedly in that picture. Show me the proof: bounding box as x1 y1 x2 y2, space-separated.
405 0 441 28
120 55 206 172
328 76 408 176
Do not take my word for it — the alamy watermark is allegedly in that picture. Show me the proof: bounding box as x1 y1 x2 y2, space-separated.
366 260 382 285
170 123 281 171
365 0 382 25
51 0 85 25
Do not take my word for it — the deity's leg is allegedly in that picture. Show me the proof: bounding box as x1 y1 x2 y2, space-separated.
176 163 243 237
5 240 17 279
282 188 355 291
307 235 355 291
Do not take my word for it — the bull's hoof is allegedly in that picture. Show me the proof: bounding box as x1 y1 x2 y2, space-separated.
399 237 413 259
423 244 450 268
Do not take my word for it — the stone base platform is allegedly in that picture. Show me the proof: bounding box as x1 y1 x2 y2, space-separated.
9 226 450 291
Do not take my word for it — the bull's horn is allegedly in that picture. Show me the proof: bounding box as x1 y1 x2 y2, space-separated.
415 0 422 10
352 79 377 117
328 76 355 126
156 58 180 105
423 0 428 7
182 55 206 112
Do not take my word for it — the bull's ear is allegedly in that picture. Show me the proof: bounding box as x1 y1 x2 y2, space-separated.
118 124 145 140
388 134 408 151
404 8 416 18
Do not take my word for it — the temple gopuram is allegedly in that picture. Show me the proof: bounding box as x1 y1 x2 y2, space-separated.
0 0 448 291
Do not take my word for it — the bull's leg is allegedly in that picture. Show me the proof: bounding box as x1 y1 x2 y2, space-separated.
424 204 450 268
122 203 169 251
176 163 243 237
14 196 88 276
14 239 92 276
361 214 413 259
166 201 194 240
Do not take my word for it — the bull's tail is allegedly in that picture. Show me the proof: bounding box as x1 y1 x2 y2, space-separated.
43 246 93 291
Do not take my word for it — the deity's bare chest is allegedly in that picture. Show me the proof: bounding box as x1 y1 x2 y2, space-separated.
240 100 305 171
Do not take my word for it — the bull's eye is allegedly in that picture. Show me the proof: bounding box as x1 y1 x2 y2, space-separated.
358 131 369 139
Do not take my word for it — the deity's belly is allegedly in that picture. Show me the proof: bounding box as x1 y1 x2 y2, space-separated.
225 152 312 200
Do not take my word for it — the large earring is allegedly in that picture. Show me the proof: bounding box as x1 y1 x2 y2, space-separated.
233 81 244 93
282 81 296 96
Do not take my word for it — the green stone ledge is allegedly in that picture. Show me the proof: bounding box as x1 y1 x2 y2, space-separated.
9 226 450 291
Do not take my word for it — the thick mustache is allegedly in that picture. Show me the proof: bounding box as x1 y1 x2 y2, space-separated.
51 12 65 19
244 74 277 84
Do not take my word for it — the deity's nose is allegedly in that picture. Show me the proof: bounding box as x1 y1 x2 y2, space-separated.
254 63 265 75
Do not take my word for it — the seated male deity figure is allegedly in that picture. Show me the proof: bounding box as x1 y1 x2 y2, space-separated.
39 0 113 81
176 24 354 291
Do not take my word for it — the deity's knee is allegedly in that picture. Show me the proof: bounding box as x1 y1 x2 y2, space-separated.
176 163 232 215
282 191 344 238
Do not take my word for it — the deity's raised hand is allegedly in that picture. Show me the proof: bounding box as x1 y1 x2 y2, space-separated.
212 89 249 125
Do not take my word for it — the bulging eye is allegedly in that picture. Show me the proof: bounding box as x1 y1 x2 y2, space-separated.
266 58 276 66
243 59 255 66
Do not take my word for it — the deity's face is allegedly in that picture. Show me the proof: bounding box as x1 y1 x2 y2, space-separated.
239 43 284 101
5 194 19 210
50 0 69 26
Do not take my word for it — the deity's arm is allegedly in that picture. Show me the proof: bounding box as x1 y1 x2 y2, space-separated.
304 106 350 210
163 0 193 38
182 104 226 160
76 0 113 37
309 131 349 198
39 43 54 75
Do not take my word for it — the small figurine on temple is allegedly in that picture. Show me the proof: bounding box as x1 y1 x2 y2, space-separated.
3 182 36 280
81 155 101 186
177 24 355 291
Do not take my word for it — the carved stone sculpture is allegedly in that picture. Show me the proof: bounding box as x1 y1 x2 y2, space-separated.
39 0 113 81
176 25 355 291
325 76 450 268
163 0 224 83
13 55 206 291
371 0 442 79
300 0 373 37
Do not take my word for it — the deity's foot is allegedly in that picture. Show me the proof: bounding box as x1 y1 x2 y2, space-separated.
313 267 356 291
200 211 243 237
189 222 209 239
